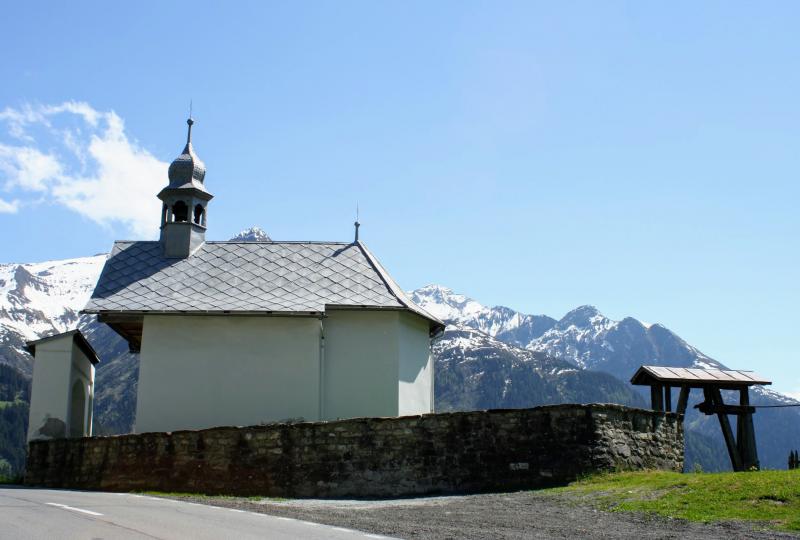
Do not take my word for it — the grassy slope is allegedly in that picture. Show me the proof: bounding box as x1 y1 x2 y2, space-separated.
548 470 800 532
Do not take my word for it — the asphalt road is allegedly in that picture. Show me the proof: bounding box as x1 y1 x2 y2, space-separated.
0 486 396 540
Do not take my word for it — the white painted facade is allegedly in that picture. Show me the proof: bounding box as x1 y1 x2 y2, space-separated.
27 334 95 441
136 315 321 433
134 310 433 434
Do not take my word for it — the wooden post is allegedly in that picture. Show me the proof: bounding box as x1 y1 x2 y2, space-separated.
738 388 759 470
676 385 690 415
651 384 664 411
737 393 745 466
664 385 672 412
707 387 743 472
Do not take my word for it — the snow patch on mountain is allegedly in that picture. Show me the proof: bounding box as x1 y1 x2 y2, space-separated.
229 227 271 242
754 385 800 405
0 255 106 342
410 285 557 348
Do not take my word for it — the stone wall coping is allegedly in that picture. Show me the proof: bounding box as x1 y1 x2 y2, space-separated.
28 403 678 445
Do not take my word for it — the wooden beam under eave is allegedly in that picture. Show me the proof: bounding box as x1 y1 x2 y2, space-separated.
676 385 690 416
96 314 143 353
696 403 756 415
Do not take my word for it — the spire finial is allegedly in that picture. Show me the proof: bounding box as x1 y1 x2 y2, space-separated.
186 100 194 144
354 203 360 243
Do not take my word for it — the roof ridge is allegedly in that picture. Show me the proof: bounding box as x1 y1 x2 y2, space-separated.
112 240 353 245
206 240 352 245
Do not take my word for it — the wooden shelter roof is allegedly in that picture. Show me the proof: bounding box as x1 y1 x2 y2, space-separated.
630 365 771 388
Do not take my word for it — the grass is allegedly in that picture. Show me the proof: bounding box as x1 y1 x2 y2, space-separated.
546 469 800 532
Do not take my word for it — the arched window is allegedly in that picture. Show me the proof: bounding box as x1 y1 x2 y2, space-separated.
172 201 188 222
193 204 204 225
161 204 169 225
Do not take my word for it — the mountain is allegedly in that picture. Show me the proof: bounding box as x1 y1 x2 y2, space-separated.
0 255 106 374
411 285 722 379
412 285 558 348
412 285 800 471
434 326 644 411
2 242 799 474
229 226 271 242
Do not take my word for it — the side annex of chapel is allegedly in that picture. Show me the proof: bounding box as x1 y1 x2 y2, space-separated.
29 117 444 438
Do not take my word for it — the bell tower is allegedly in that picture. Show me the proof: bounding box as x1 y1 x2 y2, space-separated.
158 117 213 258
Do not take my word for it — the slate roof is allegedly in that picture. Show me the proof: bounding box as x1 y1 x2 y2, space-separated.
631 365 771 387
83 241 444 332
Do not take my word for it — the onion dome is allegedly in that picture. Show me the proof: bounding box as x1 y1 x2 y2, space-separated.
167 118 206 188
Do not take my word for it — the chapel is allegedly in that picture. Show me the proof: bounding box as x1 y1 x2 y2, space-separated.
27 117 444 438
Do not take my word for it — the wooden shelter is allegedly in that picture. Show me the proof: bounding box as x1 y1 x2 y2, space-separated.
631 365 771 472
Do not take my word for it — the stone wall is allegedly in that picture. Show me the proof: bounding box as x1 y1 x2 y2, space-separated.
25 404 683 498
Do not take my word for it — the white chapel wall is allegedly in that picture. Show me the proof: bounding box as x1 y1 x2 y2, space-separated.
397 311 434 416
323 310 399 420
323 310 433 420
135 315 321 433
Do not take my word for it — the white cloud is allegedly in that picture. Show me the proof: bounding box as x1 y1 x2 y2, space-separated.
0 102 168 237
0 144 62 191
0 197 18 213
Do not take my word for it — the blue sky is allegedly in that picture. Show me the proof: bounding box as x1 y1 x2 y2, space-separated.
1 2 798 396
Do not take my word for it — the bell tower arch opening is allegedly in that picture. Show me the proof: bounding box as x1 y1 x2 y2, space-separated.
194 204 205 226
173 201 189 222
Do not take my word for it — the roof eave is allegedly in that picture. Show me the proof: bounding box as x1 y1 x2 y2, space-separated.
87 309 326 317
25 329 100 365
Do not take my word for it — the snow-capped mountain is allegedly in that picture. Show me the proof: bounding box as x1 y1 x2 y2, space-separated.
410 285 557 348
229 226 271 242
411 285 725 381
0 255 106 374
434 325 644 412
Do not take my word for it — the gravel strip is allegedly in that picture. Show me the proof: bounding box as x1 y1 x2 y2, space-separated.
158 490 799 539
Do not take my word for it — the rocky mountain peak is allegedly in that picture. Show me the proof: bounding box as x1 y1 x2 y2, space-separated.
409 285 487 325
12 266 36 294
229 226 271 242
557 305 604 328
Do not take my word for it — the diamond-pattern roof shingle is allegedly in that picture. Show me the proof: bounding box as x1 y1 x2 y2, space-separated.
83 241 443 331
